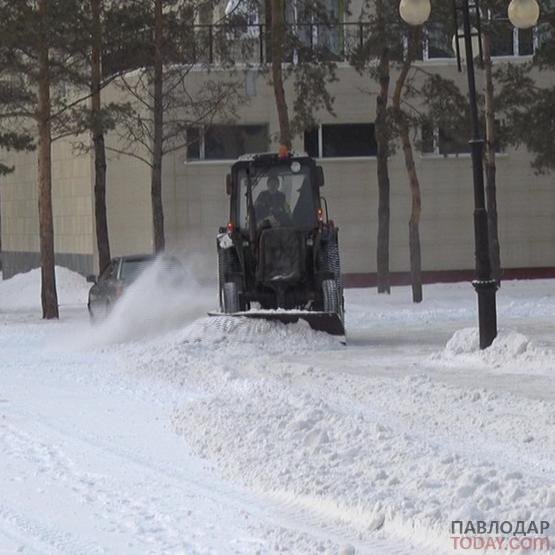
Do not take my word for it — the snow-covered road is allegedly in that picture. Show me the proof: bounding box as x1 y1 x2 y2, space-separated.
1 268 554 554
1 311 419 554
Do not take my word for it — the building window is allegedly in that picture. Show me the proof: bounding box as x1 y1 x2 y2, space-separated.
421 124 472 157
304 123 377 158
424 14 455 60
419 15 538 60
186 127 201 160
422 122 505 157
288 0 344 60
187 124 269 160
490 19 516 56
537 1 554 51
518 28 535 56
304 126 319 158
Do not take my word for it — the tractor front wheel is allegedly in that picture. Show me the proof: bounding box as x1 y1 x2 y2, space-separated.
222 282 240 314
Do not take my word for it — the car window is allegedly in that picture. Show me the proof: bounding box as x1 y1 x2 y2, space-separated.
99 261 118 281
120 259 152 282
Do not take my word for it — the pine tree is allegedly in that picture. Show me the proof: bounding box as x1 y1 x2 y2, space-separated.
0 129 34 177
0 55 35 175
270 0 292 148
351 0 420 296
91 0 112 273
0 80 34 270
351 0 403 295
391 3 459 301
374 0 392 295
0 0 94 317
391 26 423 302
495 0 555 174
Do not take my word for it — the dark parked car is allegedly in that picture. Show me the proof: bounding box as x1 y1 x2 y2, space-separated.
87 255 154 319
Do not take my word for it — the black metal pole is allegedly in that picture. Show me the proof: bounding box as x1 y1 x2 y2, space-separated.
460 0 498 349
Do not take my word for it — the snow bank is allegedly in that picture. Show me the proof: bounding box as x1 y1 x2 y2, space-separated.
435 328 554 375
0 266 88 311
173 364 555 551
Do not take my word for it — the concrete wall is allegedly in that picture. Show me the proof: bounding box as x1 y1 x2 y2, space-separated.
1 138 94 278
103 151 153 261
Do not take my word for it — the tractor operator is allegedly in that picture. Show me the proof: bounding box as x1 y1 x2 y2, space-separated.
255 175 292 226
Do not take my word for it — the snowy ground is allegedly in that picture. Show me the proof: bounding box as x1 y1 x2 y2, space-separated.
1 265 554 554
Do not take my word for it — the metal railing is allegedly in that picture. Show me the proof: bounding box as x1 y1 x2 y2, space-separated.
102 22 371 75
102 18 538 76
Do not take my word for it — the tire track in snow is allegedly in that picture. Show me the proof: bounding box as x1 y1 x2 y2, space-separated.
1 419 199 553
0 422 106 554
2 403 421 555
0 517 44 555
0 503 98 555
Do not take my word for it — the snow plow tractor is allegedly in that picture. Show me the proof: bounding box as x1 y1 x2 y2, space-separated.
213 151 345 336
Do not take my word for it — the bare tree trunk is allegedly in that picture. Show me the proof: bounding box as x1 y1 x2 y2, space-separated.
271 0 291 149
483 30 501 283
392 30 422 303
91 0 111 272
375 0 390 294
37 0 59 319
152 0 165 253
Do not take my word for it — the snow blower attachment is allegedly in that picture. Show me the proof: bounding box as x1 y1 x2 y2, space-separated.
211 151 345 336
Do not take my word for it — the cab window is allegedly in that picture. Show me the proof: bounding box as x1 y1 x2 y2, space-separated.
237 163 317 230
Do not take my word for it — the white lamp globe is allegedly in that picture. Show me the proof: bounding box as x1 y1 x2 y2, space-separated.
508 0 540 29
399 0 431 26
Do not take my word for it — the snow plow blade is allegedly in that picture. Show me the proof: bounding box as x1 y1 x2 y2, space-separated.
208 310 346 336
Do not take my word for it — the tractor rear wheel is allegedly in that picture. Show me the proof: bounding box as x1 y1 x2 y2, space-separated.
322 279 339 314
320 237 344 317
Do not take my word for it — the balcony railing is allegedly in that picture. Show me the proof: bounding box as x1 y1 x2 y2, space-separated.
102 19 540 76
102 22 371 76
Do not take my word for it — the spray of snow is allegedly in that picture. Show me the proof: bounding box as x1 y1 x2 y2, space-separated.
84 257 216 346
0 266 88 312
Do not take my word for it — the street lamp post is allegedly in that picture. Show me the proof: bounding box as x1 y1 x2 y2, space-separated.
399 0 540 349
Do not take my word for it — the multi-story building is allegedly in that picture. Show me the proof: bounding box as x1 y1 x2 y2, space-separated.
1 1 554 285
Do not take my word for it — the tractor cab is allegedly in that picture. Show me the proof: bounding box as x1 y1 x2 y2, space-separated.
215 151 345 336
230 154 323 234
